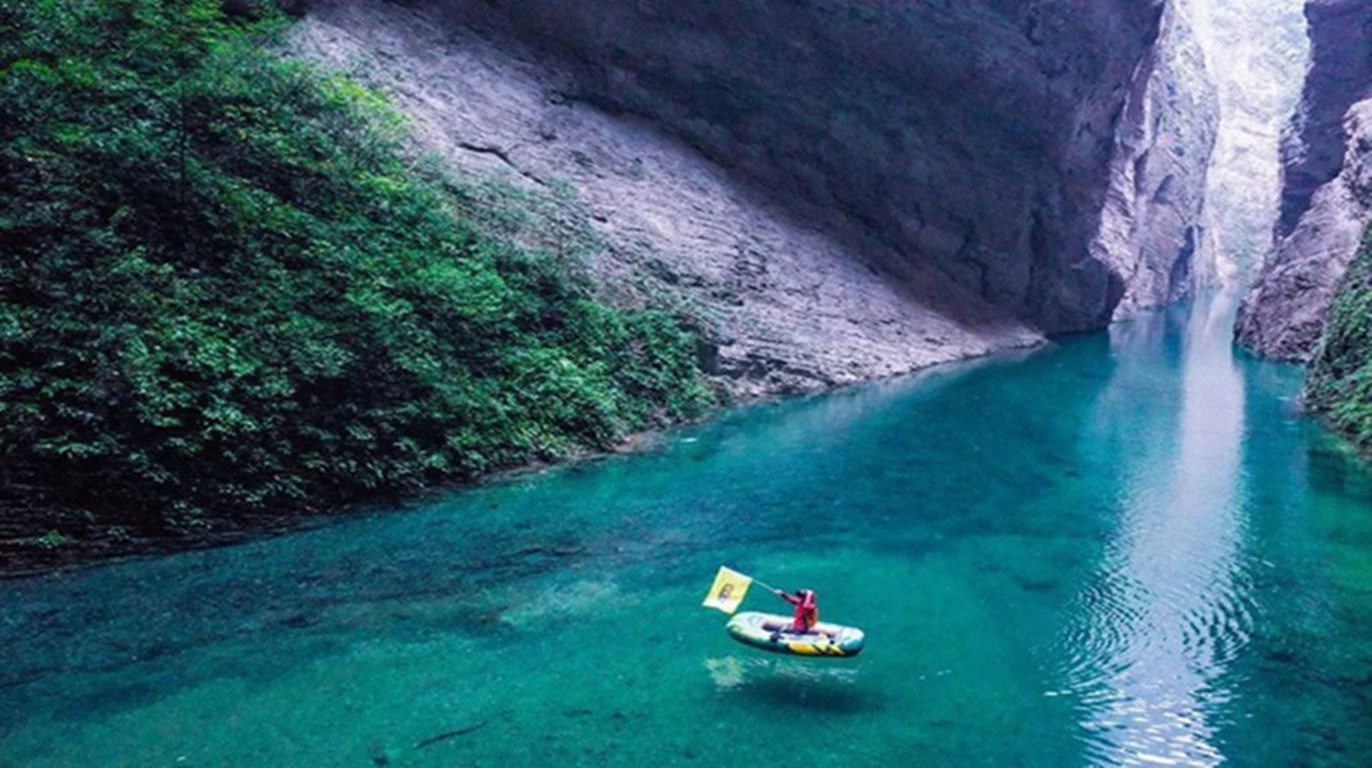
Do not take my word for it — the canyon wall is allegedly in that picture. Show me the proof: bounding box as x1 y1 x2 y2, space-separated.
1235 0 1372 361
453 0 1206 330
296 0 1214 395
1092 0 1218 319
1183 0 1309 289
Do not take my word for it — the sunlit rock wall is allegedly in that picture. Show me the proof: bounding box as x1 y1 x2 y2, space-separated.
1276 0 1372 240
1235 0 1372 361
1093 0 1219 320
1187 0 1309 286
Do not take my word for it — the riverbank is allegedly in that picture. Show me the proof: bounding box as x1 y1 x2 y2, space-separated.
0 427 650 579
1 334 1042 579
0 0 712 574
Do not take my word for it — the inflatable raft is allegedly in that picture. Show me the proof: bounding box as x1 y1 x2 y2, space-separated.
725 612 866 657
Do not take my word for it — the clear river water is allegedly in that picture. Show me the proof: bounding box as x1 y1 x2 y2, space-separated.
3 297 1371 767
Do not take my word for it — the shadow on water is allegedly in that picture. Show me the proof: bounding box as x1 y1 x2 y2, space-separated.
732 675 881 716
0 523 581 727
706 655 883 716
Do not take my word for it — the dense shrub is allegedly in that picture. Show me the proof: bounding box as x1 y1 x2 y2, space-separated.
1306 224 1372 453
0 0 713 538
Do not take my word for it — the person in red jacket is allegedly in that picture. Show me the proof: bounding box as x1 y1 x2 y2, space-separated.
776 588 819 633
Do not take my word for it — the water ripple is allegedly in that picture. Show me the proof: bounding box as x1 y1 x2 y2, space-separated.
1055 546 1261 765
1056 296 1256 767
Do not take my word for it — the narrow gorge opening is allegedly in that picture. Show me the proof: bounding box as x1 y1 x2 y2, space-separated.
1183 0 1310 291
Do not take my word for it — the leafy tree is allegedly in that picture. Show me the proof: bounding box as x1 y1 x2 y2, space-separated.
0 0 713 547
1306 225 1372 452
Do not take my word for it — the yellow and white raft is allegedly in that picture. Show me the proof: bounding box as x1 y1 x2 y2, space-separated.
725 612 866 657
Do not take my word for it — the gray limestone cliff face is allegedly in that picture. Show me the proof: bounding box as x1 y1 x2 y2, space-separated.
1235 0 1372 362
291 1 1040 400
449 0 1169 335
1092 1 1219 319
291 0 1213 397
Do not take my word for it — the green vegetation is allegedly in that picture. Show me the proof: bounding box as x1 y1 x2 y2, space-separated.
0 0 713 547
1306 224 1372 453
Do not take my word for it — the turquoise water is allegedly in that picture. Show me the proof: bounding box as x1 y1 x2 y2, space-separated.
3 298 1371 767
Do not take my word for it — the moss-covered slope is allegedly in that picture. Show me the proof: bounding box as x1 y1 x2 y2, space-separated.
0 0 712 561
1306 225 1372 452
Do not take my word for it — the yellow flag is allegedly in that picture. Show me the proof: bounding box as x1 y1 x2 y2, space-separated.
702 566 752 614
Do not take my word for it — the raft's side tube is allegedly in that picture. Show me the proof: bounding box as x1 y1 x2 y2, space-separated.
725 612 865 657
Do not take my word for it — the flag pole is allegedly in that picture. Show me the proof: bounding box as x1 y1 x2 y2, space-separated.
729 566 783 595
751 576 782 595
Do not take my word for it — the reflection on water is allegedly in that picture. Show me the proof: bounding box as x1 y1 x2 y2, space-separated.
1064 295 1257 766
704 655 873 714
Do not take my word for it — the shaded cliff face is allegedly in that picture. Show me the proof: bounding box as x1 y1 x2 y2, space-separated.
1276 0 1372 239
453 0 1168 335
292 1 1045 399
1093 0 1218 320
293 0 1213 396
1235 0 1372 362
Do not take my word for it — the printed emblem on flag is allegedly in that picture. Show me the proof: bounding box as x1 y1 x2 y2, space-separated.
702 566 753 614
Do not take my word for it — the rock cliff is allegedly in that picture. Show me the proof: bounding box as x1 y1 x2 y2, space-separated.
1235 0 1372 362
294 0 1214 396
1182 0 1308 288
1092 0 1218 319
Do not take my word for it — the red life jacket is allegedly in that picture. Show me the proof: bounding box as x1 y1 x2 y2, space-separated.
783 589 818 631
